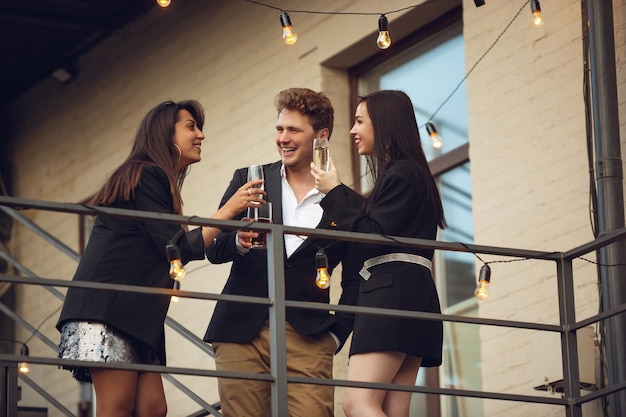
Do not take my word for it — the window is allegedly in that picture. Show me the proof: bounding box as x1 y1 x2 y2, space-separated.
350 10 482 417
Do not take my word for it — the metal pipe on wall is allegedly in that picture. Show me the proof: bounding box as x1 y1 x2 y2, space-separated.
587 0 626 415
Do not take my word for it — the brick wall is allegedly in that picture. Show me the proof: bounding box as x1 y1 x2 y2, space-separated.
466 0 620 415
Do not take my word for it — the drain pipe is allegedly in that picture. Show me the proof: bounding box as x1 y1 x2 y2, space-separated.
587 0 626 415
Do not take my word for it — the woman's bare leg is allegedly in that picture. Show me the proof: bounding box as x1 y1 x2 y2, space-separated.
90 369 166 417
343 351 405 417
134 372 167 417
90 368 138 417
382 355 421 417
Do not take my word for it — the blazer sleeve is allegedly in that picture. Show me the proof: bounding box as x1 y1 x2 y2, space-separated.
205 167 248 264
133 165 205 264
332 243 363 351
320 163 419 237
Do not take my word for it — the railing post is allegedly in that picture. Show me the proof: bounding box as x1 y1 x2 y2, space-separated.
266 227 288 416
555 256 582 417
1 361 18 417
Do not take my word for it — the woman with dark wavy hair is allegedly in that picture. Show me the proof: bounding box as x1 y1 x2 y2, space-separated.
311 90 445 417
56 100 265 417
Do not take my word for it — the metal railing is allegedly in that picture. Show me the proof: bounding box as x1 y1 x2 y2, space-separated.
0 195 625 417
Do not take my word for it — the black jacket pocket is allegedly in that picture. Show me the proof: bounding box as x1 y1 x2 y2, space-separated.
361 272 394 293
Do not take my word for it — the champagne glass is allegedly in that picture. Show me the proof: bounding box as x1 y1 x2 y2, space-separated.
313 138 330 171
247 165 265 189
247 164 264 201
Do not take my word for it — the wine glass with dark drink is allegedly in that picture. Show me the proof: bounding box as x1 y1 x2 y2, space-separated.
248 202 272 249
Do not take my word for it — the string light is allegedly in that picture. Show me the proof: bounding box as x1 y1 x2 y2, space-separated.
425 122 443 150
156 0 171 8
315 249 331 289
18 344 30 373
530 0 543 27
279 11 297 45
0 339 31 373
474 264 491 300
376 14 392 49
166 243 186 281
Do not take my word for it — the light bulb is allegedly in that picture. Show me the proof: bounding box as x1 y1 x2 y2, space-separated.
19 344 29 374
169 259 185 280
474 264 491 300
377 15 391 49
166 243 186 280
315 249 331 290
171 280 180 303
156 0 171 7
279 11 297 45
426 122 443 150
531 0 543 27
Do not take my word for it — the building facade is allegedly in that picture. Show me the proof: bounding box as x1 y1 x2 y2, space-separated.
1 0 623 416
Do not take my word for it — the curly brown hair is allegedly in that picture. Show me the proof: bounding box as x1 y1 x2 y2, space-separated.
274 88 334 137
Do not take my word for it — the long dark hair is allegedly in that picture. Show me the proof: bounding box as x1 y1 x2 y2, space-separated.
88 100 205 214
360 90 446 228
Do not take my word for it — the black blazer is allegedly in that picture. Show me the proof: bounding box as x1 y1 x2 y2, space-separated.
204 161 361 352
320 160 438 262
56 164 206 364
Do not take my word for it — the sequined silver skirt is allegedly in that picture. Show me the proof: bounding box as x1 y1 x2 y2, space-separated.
58 321 154 383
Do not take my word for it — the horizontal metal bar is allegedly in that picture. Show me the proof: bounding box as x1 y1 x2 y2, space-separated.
286 299 563 332
0 195 560 260
0 354 273 383
0 274 272 306
1 354 571 407
289 375 568 406
2 273 563 332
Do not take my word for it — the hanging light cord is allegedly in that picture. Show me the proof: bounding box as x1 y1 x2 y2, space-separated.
428 0 530 122
242 0 432 16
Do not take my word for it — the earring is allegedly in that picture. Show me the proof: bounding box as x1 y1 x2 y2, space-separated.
174 144 182 162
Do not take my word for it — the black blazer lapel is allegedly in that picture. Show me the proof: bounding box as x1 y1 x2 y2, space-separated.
264 162 283 225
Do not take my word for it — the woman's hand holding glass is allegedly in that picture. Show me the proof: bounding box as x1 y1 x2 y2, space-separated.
222 179 266 217
310 158 341 194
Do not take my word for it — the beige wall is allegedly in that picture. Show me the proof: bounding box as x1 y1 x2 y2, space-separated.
3 0 415 415
466 0 618 415
3 0 624 415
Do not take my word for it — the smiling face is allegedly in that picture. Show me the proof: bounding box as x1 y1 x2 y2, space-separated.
275 108 326 172
350 102 375 156
173 109 205 170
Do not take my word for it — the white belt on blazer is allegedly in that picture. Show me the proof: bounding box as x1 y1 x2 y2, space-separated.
359 253 432 280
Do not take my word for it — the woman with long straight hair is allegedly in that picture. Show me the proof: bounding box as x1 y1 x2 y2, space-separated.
311 90 445 417
57 100 265 417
